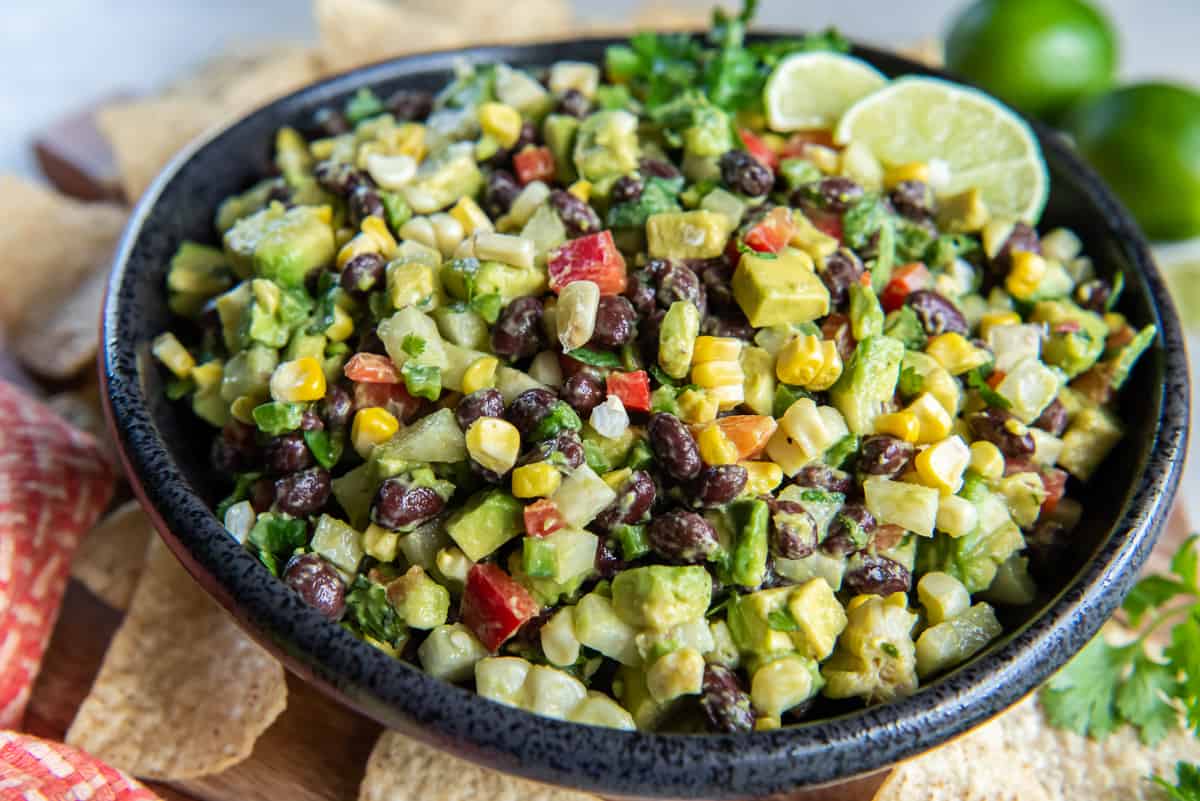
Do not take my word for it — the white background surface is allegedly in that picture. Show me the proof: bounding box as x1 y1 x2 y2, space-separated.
2 0 1197 518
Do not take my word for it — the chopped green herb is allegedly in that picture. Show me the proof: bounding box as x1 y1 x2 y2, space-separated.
401 334 427 358
566 346 623 368
345 576 406 645
304 429 344 469
401 362 442 401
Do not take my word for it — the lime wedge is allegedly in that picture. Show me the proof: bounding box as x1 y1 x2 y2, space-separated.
834 76 1048 223
1156 239 1200 328
764 52 887 132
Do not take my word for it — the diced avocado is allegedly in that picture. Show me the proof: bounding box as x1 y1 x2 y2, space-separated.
331 463 374 531
386 566 450 629
581 424 637 472
683 104 733 158
787 578 848 661
750 654 822 717
1030 300 1109 378
215 281 253 351
542 114 581 184
224 204 335 289
917 510 1024 594
247 281 312 348
727 587 798 657
575 592 640 665
829 335 905 434
573 110 640 181
433 306 490 350
167 242 232 297
821 594 918 704
521 204 568 267
216 178 281 234
681 152 721 184
848 282 884 341
900 350 960 414
732 249 830 327
646 210 734 260
445 488 524 561
607 177 684 230
419 622 490 682
611 565 712 631
403 142 484 214
614 664 673 730
310 514 364 576
729 499 769 589
1058 405 1123 480
219 344 278 403
915 602 1002 678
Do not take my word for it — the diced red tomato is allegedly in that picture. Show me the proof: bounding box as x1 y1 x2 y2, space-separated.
807 210 843 242
513 146 556 185
606 370 650 412
548 230 628 295
1040 468 1068 516
714 415 777 460
880 262 931 312
986 371 1006 390
742 207 796 254
344 352 400 384
353 382 421 422
779 130 835 159
738 128 779 172
523 499 566 538
460 563 540 652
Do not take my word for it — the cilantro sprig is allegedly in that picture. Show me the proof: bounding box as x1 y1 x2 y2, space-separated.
1040 535 1200 746
1154 762 1200 801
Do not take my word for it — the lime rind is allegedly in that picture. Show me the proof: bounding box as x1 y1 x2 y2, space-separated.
764 52 888 133
833 76 1049 223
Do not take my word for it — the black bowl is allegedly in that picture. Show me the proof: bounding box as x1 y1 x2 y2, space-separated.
102 35 1188 800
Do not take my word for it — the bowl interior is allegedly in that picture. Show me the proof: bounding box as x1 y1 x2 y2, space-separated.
103 36 1187 800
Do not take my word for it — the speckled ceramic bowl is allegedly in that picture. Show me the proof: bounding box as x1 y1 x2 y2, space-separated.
101 35 1188 801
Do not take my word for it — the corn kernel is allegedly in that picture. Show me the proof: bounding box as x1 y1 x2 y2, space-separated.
462 356 500 395
884 161 930 188
925 332 989 376
478 102 523 149
151 332 195 378
567 180 592 202
706 383 745 410
693 336 743 364
776 335 842 390
325 304 355 342
512 462 563 498
968 440 1005 480
190 360 223 391
450 196 493 236
697 424 739 465
741 461 783 495
755 717 782 731
362 215 397 256
874 411 920 443
978 311 1021 340
363 523 401 562
678 388 719 424
399 216 438 250
1005 250 1047 301
392 122 427 160
914 435 971 494
387 261 437 310
805 144 841 174
352 407 400 457
365 152 417 190
269 357 327 403
846 595 874 613
906 392 953 443
465 417 521 474
692 360 745 389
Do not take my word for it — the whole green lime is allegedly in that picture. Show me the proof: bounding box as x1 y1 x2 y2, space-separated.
1065 83 1200 241
945 0 1117 120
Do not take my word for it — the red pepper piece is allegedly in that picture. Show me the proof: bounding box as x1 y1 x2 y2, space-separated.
606 370 650 412
738 128 779 172
513 146 556 185
742 207 796 254
461 563 539 652
344 352 400 384
548 230 628 295
880 262 931 312
523 499 566 538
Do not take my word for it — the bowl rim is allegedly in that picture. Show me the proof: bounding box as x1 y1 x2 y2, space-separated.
101 33 1190 799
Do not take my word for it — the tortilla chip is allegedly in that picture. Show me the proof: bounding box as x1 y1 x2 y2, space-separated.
0 177 126 332
45 381 116 467
359 730 598 801
875 695 1200 801
71 501 153 611
166 42 316 102
97 97 223 201
897 37 944 68
14 261 109 380
66 537 287 780
221 47 326 115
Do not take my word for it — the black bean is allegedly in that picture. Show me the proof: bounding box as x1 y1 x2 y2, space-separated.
690 257 736 313
822 504 876 556
517 429 585 470
557 88 591 118
491 296 545 360
719 150 773 197
320 384 354 429
515 121 539 150
594 470 657 530
560 372 605 416
348 185 385 228
550 190 602 238
211 420 257 472
805 176 864 213
1075 278 1112 313
594 538 626 579
340 252 387 296
385 88 434 121
300 410 324 431
968 408 1035 458
656 262 706 317
506 388 559 438
700 665 755 733
265 432 314 475
372 478 445 530
792 464 854 495
313 107 351 137
314 160 368 197
637 308 665 363
274 467 331 517
647 510 719 563
589 295 637 348
638 157 681 181
283 553 347 620
889 180 933 221
647 413 702 480
907 290 968 336
624 273 657 316
770 500 818 559
456 388 505 431
993 222 1040 273
1033 398 1069 437
820 248 865 306
701 315 755 340
844 554 911 595
611 174 645 205
688 465 748 509
249 478 275 514
484 169 521 218
857 436 915 478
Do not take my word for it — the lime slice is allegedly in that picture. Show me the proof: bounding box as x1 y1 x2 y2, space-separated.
834 76 1048 223
764 52 887 132
1156 239 1200 328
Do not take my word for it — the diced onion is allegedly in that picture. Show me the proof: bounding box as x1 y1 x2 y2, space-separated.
590 394 629 440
